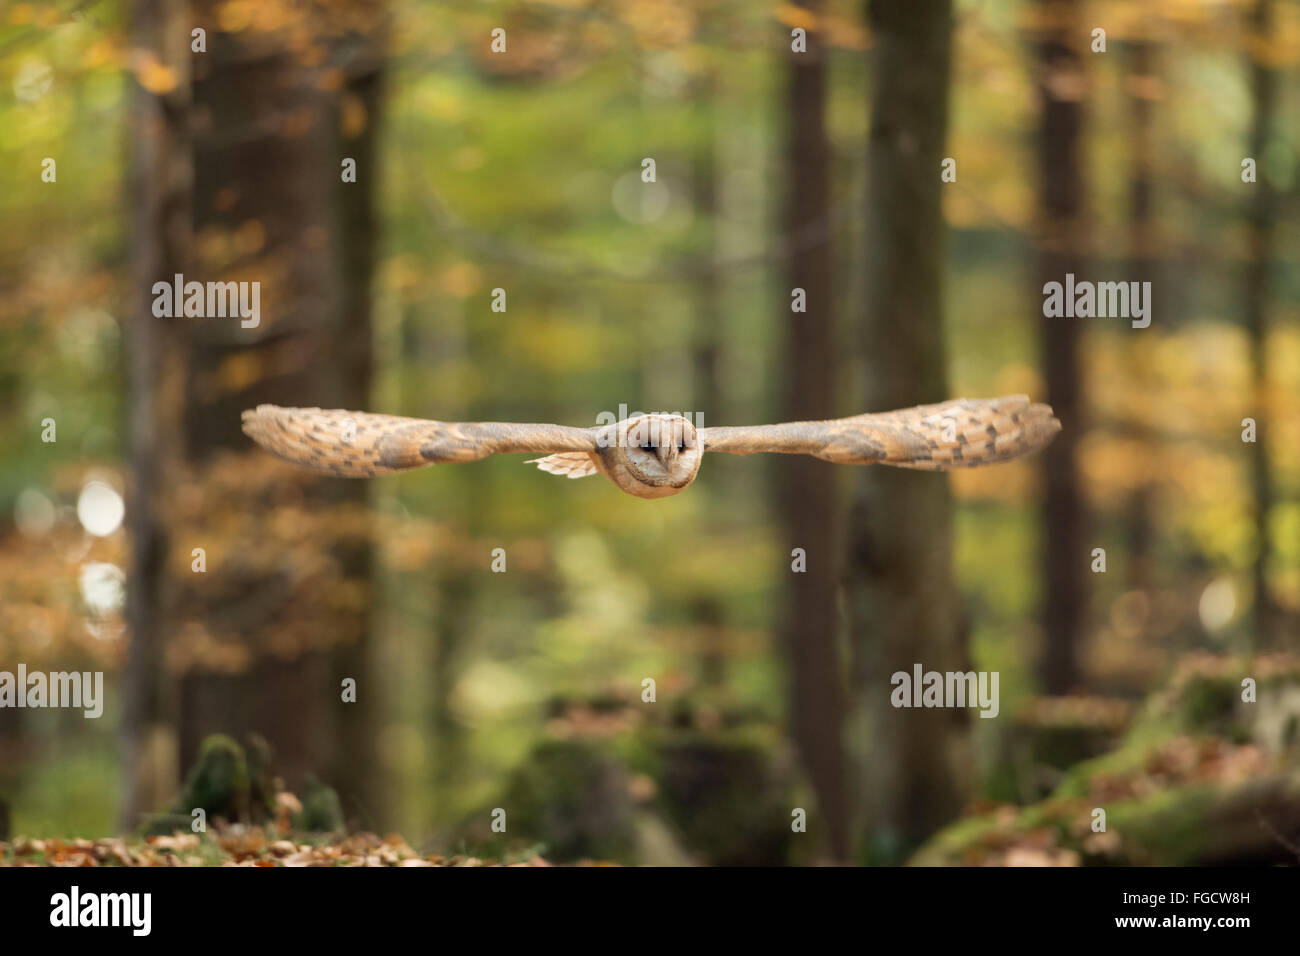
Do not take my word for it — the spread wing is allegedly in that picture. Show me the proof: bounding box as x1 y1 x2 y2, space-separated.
698 395 1060 470
241 405 600 478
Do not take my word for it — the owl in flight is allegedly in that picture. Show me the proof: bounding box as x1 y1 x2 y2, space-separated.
241 395 1060 499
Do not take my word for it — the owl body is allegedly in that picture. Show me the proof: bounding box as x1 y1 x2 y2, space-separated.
240 396 1060 499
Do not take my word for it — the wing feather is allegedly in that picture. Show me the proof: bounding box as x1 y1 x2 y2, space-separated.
699 395 1060 470
241 405 599 478
527 452 600 479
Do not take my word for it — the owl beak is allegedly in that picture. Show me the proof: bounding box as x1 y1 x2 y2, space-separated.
656 436 675 469
654 419 678 469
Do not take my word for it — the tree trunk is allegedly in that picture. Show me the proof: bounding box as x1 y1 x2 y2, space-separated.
1034 0 1090 694
1244 0 1279 650
179 4 385 804
845 0 968 863
692 74 728 692
692 72 723 426
778 2 849 863
326 51 387 829
121 0 192 830
1123 40 1157 599
124 2 387 827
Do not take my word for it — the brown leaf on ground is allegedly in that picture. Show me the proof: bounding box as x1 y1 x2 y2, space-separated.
2 826 557 868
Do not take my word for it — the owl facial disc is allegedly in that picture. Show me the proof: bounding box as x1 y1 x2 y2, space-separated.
596 414 703 499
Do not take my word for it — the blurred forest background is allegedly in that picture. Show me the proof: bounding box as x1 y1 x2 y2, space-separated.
1 0 1299 866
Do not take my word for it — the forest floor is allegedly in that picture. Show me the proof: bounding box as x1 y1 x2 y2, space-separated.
0 832 560 867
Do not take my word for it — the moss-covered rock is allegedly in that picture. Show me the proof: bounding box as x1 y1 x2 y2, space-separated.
989 696 1134 803
293 775 344 833
244 732 278 822
1137 652 1300 744
484 738 638 862
143 732 342 836
177 734 250 823
914 656 1300 866
647 726 794 866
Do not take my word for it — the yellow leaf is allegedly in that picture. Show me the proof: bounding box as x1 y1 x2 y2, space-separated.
774 3 818 30
131 52 179 94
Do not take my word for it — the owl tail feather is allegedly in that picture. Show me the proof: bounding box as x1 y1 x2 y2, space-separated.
528 452 599 479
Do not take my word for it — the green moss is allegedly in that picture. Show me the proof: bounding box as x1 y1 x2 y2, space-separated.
908 814 1006 866
500 738 637 862
1104 786 1219 865
176 734 249 823
646 726 792 866
294 775 345 833
1180 679 1239 733
244 733 277 822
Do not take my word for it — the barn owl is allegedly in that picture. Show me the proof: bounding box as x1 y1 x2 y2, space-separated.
240 395 1060 500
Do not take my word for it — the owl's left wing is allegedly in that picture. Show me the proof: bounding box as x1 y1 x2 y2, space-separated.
242 405 600 478
698 395 1059 470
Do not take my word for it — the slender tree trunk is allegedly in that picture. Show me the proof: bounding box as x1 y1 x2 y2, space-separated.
691 76 728 691
692 72 723 426
121 0 192 830
1244 0 1278 650
326 51 386 829
845 0 968 863
1123 39 1157 598
1034 0 1089 694
778 1 849 863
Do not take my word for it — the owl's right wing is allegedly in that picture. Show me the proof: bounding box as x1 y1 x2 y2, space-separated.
698 395 1060 470
242 405 600 478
